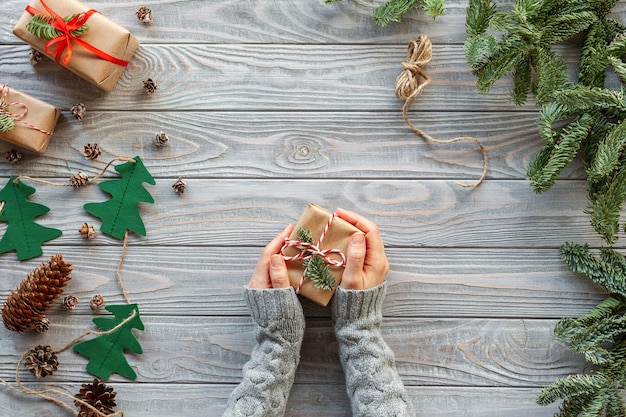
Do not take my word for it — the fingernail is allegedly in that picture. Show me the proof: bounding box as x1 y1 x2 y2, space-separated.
351 233 365 245
271 254 283 267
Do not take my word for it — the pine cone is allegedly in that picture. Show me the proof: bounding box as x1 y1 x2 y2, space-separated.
2 254 73 332
70 172 89 188
70 103 87 120
143 78 157 94
5 149 23 164
79 222 97 239
154 132 169 147
172 177 186 194
75 378 117 417
89 294 105 311
25 345 58 378
136 6 153 23
83 143 101 160
29 48 43 65
63 295 78 310
35 316 50 333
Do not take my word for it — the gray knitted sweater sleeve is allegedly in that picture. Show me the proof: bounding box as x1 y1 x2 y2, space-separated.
332 282 416 417
222 287 305 417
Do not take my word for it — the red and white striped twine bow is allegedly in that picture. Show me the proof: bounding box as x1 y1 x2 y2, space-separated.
1 85 53 136
280 212 346 294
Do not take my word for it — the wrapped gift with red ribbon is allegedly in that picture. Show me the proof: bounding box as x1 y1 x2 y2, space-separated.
280 204 362 306
13 0 140 92
0 84 60 154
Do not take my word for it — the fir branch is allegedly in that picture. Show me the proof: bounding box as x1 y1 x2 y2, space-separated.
304 255 336 291
26 14 88 40
373 0 421 26
528 113 593 193
297 226 314 244
587 119 626 181
0 112 15 133
587 167 626 243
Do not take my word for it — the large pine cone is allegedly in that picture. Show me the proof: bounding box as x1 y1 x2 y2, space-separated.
75 378 117 417
2 254 73 332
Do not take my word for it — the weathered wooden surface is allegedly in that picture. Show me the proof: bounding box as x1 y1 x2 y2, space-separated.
0 0 617 416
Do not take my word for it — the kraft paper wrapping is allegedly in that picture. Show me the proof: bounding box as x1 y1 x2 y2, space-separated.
0 86 60 154
285 204 362 306
13 0 140 92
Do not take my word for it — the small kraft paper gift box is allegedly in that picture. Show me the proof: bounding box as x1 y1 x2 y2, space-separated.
0 84 60 154
13 0 140 92
281 204 363 306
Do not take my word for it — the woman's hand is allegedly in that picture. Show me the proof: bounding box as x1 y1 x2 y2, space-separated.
336 208 389 290
248 224 294 289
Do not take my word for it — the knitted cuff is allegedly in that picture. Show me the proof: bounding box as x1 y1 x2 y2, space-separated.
244 287 305 339
332 281 387 325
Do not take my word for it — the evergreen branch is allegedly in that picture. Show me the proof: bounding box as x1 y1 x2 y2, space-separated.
296 226 314 244
528 113 592 193
537 374 609 406
304 255 336 291
579 22 610 88
587 119 626 181
373 0 421 26
419 0 446 20
26 14 88 40
554 86 626 112
587 167 626 243
465 0 496 37
540 12 596 45
0 112 15 134
560 243 626 298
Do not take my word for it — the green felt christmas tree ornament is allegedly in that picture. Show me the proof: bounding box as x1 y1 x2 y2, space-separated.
84 156 155 240
0 178 62 261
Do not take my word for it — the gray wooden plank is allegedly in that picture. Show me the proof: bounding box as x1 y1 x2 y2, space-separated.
0 247 606 318
0 43 529 112
0 383 560 416
0 316 585 386
0 179 608 248
0 111 587 181
0 383 563 416
3 0 626 46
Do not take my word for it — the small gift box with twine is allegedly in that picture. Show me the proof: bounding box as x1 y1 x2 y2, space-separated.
13 0 140 92
280 204 362 306
0 85 60 154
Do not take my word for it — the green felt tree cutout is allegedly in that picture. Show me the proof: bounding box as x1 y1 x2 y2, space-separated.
0 177 62 261
73 303 144 380
84 156 155 240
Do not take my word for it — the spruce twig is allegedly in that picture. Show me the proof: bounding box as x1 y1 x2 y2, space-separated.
26 14 88 40
325 0 445 26
297 226 336 291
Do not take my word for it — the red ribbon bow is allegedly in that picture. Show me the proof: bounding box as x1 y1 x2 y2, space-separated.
26 0 129 67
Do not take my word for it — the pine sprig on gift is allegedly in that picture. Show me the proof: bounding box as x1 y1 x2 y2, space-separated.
26 14 88 40
297 226 336 291
325 0 445 26
0 112 15 133
536 244 626 417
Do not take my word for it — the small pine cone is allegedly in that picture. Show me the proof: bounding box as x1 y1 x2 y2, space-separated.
89 294 105 311
172 177 186 194
83 143 101 160
75 378 117 417
35 316 50 333
70 103 87 120
136 6 153 23
25 345 58 378
70 172 89 188
5 149 23 164
154 132 169 147
29 48 44 65
63 295 78 310
79 222 97 240
2 254 73 332
143 78 157 94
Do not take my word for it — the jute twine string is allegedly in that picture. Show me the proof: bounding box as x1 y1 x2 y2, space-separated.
0 310 137 416
395 35 489 188
12 156 137 187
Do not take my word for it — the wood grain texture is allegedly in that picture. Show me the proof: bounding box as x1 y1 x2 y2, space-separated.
0 111 587 181
0 384 561 417
0 316 584 386
0 247 606 318
0 179 610 249
0 43 529 112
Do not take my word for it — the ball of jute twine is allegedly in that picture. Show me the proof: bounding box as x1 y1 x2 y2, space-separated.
396 35 488 188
